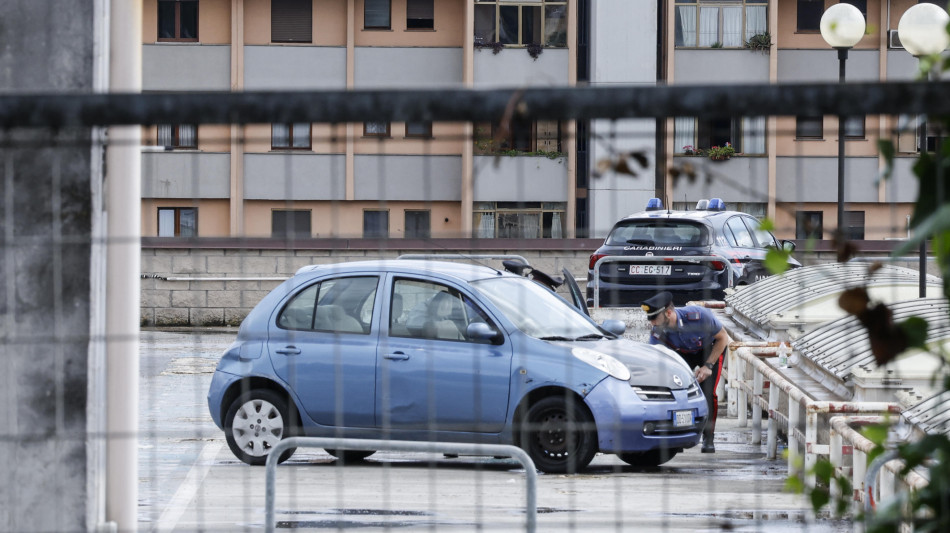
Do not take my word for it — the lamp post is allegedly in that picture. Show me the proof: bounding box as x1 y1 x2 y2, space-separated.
898 3 950 297
820 3 866 242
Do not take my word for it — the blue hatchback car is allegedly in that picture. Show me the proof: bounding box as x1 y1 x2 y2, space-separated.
208 260 708 473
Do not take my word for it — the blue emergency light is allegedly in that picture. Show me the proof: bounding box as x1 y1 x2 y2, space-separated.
707 198 726 211
645 198 663 211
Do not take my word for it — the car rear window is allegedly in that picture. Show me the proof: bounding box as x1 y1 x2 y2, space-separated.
605 220 709 247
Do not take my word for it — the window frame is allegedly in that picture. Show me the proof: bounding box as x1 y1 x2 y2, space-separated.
271 0 313 43
405 121 433 139
271 123 312 150
674 116 768 154
404 210 431 239
673 0 769 48
158 124 198 150
474 0 569 48
795 211 824 240
157 0 199 42
271 209 312 238
843 116 866 139
157 207 197 237
796 116 824 140
472 202 566 239
363 121 391 138
796 0 823 32
364 0 392 30
363 209 390 238
406 0 434 30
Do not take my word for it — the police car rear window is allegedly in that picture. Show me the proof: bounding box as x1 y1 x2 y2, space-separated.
605 221 709 247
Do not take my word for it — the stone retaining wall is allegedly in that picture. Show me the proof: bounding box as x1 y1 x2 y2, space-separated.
141 239 937 327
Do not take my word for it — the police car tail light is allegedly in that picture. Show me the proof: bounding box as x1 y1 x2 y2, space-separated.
645 198 663 211
589 253 607 270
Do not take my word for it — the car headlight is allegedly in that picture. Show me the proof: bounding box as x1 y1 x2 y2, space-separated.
572 347 631 381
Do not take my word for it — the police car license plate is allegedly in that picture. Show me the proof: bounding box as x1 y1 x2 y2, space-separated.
629 265 671 276
673 410 693 428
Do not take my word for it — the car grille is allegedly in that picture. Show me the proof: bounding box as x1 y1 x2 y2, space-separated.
643 416 707 435
631 386 674 401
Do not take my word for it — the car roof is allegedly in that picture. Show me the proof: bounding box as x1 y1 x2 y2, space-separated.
615 208 740 224
294 259 510 283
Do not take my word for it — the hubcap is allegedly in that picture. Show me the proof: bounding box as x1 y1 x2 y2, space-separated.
232 399 283 457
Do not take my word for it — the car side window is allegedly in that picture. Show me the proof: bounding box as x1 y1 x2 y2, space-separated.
744 216 779 249
391 278 495 343
277 276 378 334
725 217 756 248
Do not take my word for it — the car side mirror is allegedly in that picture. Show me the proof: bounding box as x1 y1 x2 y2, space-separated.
600 319 626 336
467 322 501 343
781 240 796 253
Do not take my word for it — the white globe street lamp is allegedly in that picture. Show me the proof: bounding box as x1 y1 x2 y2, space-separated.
898 2 950 58
820 3 866 241
898 3 950 296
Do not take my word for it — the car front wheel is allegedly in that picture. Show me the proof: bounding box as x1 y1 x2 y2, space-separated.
520 396 598 474
224 389 296 465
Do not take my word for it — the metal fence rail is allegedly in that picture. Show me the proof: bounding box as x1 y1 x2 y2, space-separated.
265 438 538 533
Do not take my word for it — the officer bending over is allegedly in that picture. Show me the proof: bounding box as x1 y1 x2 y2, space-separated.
641 291 731 454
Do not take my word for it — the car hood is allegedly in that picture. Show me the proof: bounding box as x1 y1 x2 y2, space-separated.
551 338 695 390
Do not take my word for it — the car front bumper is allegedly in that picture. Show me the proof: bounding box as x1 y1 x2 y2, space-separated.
585 377 708 453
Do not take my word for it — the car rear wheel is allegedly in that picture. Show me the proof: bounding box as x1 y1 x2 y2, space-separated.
225 389 296 465
521 396 598 474
325 449 376 463
618 448 678 468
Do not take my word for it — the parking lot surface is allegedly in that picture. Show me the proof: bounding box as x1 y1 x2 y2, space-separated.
139 330 850 532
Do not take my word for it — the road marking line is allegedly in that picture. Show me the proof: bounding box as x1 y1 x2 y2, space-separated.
155 440 223 533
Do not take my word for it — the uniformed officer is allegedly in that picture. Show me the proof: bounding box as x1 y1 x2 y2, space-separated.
641 291 730 453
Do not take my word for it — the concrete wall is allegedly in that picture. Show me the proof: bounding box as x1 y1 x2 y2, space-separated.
354 155 462 201
0 1 96 530
674 50 770 84
354 47 463 88
143 44 231 90
473 48 569 87
672 156 770 202
244 153 347 200
243 45 347 90
775 156 883 203
472 155 568 202
142 151 231 198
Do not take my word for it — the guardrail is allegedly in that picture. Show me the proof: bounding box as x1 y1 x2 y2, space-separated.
264 437 538 533
728 346 901 487
590 255 733 308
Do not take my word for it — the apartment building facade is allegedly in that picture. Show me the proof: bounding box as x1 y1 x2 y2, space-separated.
663 0 927 240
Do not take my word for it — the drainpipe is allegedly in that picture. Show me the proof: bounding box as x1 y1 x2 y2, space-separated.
106 0 141 531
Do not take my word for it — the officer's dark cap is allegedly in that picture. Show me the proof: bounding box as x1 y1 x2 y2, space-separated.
641 291 673 319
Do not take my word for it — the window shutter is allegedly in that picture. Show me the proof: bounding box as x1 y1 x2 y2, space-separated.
272 0 312 43
365 0 391 29
407 0 433 29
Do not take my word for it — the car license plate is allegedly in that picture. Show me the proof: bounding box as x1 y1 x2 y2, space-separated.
673 410 693 428
629 265 672 276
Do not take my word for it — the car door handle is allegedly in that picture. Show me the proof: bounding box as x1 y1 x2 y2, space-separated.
275 346 301 355
383 352 410 361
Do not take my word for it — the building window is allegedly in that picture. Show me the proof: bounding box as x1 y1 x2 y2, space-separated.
843 116 865 139
796 211 823 239
272 210 312 238
364 210 389 238
405 121 432 138
674 0 768 48
474 1 568 47
158 0 198 41
796 116 823 139
407 0 434 30
272 0 312 43
796 0 823 32
844 211 865 240
842 0 868 19
474 120 562 154
673 116 766 154
272 123 311 149
158 207 197 237
158 124 197 149
364 0 391 30
405 210 431 239
364 121 391 137
473 202 565 239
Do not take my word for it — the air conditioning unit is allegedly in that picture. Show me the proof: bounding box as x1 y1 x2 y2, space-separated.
888 29 904 49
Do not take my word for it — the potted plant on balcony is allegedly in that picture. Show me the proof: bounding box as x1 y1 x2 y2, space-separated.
745 32 772 53
707 143 736 161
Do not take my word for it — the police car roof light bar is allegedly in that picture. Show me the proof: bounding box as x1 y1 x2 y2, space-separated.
695 199 709 210
646 198 663 211
707 198 726 211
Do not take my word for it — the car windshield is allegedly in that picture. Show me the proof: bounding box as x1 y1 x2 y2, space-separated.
605 220 709 246
470 277 605 340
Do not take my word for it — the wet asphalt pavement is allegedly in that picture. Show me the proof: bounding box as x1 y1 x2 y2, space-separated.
138 330 852 532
